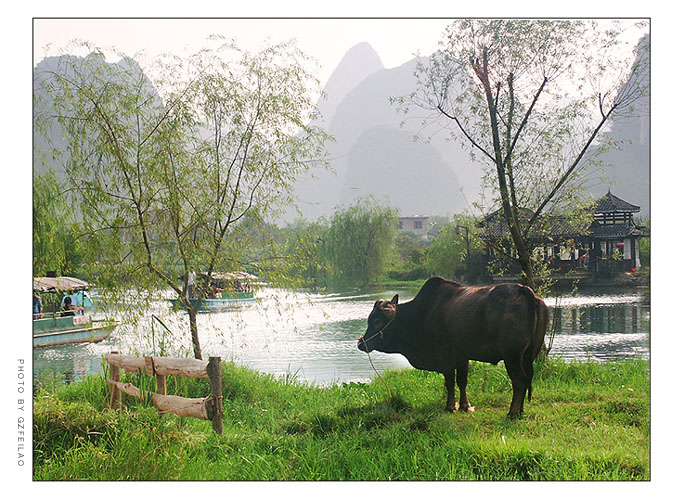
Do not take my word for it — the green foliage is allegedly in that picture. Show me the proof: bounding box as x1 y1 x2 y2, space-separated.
636 219 650 266
279 211 493 287
32 168 84 277
33 358 649 480
285 197 398 287
424 215 483 282
34 39 330 357
322 198 398 286
273 219 329 287
386 232 430 282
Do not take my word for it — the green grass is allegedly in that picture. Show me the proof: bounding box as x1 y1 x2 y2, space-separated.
33 357 649 480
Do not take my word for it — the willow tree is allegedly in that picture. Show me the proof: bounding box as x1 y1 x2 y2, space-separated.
34 39 329 359
32 167 83 277
425 215 480 281
322 197 397 286
398 19 649 290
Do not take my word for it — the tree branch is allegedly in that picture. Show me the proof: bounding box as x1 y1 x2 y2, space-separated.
436 103 496 163
526 101 617 234
502 76 548 168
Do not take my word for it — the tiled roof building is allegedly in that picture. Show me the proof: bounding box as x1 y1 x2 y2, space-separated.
479 190 648 276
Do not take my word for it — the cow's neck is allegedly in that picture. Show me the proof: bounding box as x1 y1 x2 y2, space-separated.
390 301 432 368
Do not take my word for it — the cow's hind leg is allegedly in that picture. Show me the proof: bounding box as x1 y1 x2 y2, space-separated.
504 358 527 418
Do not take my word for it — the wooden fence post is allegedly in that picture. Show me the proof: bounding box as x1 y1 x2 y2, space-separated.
156 374 167 396
145 355 168 415
109 350 121 410
207 356 223 435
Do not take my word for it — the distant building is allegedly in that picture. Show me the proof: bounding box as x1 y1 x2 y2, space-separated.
398 216 430 240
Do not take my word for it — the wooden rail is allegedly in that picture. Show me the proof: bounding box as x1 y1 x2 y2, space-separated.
104 351 223 434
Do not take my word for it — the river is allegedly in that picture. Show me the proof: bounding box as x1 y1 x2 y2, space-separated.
33 286 650 387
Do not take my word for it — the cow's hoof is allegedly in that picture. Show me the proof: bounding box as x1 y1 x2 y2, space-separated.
506 412 522 419
457 403 475 413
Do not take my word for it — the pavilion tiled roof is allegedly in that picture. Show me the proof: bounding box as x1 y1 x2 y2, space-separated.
595 190 640 213
479 190 645 243
478 211 590 242
589 223 646 238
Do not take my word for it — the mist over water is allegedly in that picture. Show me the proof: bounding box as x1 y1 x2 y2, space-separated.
33 287 649 387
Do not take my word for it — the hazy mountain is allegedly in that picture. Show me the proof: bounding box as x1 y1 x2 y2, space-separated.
584 34 650 217
315 42 384 126
33 46 478 223
292 35 651 222
339 125 463 215
33 54 159 179
290 48 474 220
33 55 82 177
34 36 649 223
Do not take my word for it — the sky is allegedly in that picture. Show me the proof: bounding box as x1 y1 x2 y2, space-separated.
32 17 648 94
32 18 451 87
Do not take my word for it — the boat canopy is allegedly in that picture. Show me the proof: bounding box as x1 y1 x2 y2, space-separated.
211 272 257 281
201 272 257 286
33 276 90 293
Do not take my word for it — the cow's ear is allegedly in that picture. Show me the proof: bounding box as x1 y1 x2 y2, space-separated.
390 294 399 306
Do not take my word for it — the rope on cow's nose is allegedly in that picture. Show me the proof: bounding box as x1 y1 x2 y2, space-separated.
360 336 392 401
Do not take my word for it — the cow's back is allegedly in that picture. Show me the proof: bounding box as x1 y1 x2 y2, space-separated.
418 279 541 367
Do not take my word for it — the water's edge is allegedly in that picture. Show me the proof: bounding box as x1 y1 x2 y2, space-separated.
33 287 650 387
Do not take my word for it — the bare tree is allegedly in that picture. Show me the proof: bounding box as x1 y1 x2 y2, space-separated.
396 19 649 290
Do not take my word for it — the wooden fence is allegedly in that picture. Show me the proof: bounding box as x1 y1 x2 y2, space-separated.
104 351 223 434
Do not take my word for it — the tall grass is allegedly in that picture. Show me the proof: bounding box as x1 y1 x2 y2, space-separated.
33 357 649 480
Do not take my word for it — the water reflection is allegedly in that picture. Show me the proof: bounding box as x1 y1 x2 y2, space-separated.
33 287 649 387
546 293 649 361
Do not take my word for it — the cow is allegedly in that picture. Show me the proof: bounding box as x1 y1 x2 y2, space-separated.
357 277 548 418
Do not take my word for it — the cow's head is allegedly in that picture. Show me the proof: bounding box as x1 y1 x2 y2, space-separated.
357 294 398 353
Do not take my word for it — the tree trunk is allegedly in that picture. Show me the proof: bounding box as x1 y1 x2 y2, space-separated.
517 250 537 291
188 308 203 360
474 50 538 293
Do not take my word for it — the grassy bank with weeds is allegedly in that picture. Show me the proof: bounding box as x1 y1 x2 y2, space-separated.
33 357 649 480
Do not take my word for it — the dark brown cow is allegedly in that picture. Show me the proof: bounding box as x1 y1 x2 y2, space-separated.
357 277 548 417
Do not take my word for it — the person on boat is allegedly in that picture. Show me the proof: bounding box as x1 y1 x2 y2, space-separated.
60 290 80 310
61 296 83 317
33 292 42 319
69 290 83 310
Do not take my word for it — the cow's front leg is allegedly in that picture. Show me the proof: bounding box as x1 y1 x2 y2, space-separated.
443 370 457 412
456 361 474 412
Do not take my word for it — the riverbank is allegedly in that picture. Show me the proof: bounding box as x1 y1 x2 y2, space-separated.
376 271 650 292
33 357 649 480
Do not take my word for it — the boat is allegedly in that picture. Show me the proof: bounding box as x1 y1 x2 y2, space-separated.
33 276 116 348
171 271 257 312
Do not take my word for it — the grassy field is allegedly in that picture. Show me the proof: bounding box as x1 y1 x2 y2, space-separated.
33 357 649 481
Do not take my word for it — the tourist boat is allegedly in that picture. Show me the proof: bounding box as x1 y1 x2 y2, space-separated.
33 276 116 348
171 271 257 312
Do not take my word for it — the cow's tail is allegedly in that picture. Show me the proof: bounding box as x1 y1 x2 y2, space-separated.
521 286 548 402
